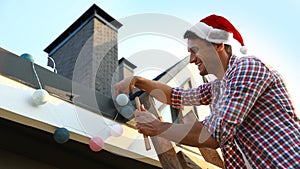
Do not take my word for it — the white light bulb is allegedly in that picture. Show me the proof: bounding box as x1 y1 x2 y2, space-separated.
116 94 129 106
32 89 49 106
110 124 123 137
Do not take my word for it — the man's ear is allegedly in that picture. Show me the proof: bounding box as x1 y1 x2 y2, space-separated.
215 43 225 52
213 43 225 52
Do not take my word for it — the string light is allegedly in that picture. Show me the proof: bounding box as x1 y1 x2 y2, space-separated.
32 89 49 106
53 127 70 144
20 53 34 62
110 124 123 137
89 137 104 152
31 61 49 105
116 94 129 106
25 53 124 150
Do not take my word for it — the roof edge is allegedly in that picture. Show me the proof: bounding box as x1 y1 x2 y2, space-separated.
118 57 137 69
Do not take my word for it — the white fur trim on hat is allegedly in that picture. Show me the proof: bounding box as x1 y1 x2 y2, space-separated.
189 22 234 45
240 46 248 54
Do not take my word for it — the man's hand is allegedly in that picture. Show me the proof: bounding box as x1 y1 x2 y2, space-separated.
114 76 136 97
134 105 166 137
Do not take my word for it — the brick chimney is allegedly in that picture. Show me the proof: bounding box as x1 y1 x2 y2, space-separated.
118 57 137 80
44 4 122 98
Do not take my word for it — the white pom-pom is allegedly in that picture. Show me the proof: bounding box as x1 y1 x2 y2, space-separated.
110 124 123 137
240 46 248 55
32 89 49 105
116 94 129 106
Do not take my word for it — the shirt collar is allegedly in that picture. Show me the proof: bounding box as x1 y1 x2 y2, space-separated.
224 55 237 78
228 55 237 68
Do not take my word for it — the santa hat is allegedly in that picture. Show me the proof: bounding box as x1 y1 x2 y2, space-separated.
189 14 247 54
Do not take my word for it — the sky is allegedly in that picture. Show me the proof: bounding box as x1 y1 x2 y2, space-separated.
0 0 299 117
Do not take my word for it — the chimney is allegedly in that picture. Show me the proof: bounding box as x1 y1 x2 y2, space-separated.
44 4 122 98
118 57 137 80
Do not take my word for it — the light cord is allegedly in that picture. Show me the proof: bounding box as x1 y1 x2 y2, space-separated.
48 57 57 73
32 62 42 89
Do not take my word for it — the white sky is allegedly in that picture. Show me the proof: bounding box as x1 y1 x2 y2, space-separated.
0 0 299 117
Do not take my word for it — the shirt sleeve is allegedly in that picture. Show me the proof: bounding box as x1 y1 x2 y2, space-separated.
171 83 212 109
203 57 274 146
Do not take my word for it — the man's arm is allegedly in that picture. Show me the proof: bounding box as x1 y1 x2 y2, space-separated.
160 121 219 149
114 76 173 104
135 109 219 149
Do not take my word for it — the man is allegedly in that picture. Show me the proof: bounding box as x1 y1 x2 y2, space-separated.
114 14 300 168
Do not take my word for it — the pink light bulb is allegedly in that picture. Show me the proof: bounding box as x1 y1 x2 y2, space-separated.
89 137 104 152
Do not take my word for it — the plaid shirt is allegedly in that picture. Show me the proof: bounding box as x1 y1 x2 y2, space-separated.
171 55 300 168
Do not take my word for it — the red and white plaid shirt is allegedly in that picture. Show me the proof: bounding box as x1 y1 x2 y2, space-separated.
171 55 300 168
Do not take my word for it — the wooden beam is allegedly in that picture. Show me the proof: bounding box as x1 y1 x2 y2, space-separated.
177 151 202 169
180 110 224 168
140 93 183 169
177 151 222 169
198 148 223 168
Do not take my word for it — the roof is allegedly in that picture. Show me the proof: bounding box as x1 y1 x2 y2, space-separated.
119 57 137 69
0 47 128 123
129 55 190 100
44 4 122 54
0 47 162 168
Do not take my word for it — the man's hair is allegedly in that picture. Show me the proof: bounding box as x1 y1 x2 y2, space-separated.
183 30 201 40
183 30 232 56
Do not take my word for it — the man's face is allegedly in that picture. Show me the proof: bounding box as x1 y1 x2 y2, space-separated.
187 39 223 77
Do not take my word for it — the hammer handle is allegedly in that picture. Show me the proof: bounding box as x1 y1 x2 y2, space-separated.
135 97 151 151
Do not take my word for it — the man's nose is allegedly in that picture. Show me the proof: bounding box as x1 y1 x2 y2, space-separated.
189 54 196 63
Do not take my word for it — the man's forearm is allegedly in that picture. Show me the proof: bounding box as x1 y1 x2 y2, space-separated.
134 76 173 104
158 121 219 149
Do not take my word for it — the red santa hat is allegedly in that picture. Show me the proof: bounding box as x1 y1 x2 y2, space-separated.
189 14 247 54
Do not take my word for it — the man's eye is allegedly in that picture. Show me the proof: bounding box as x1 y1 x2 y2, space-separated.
191 47 199 53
